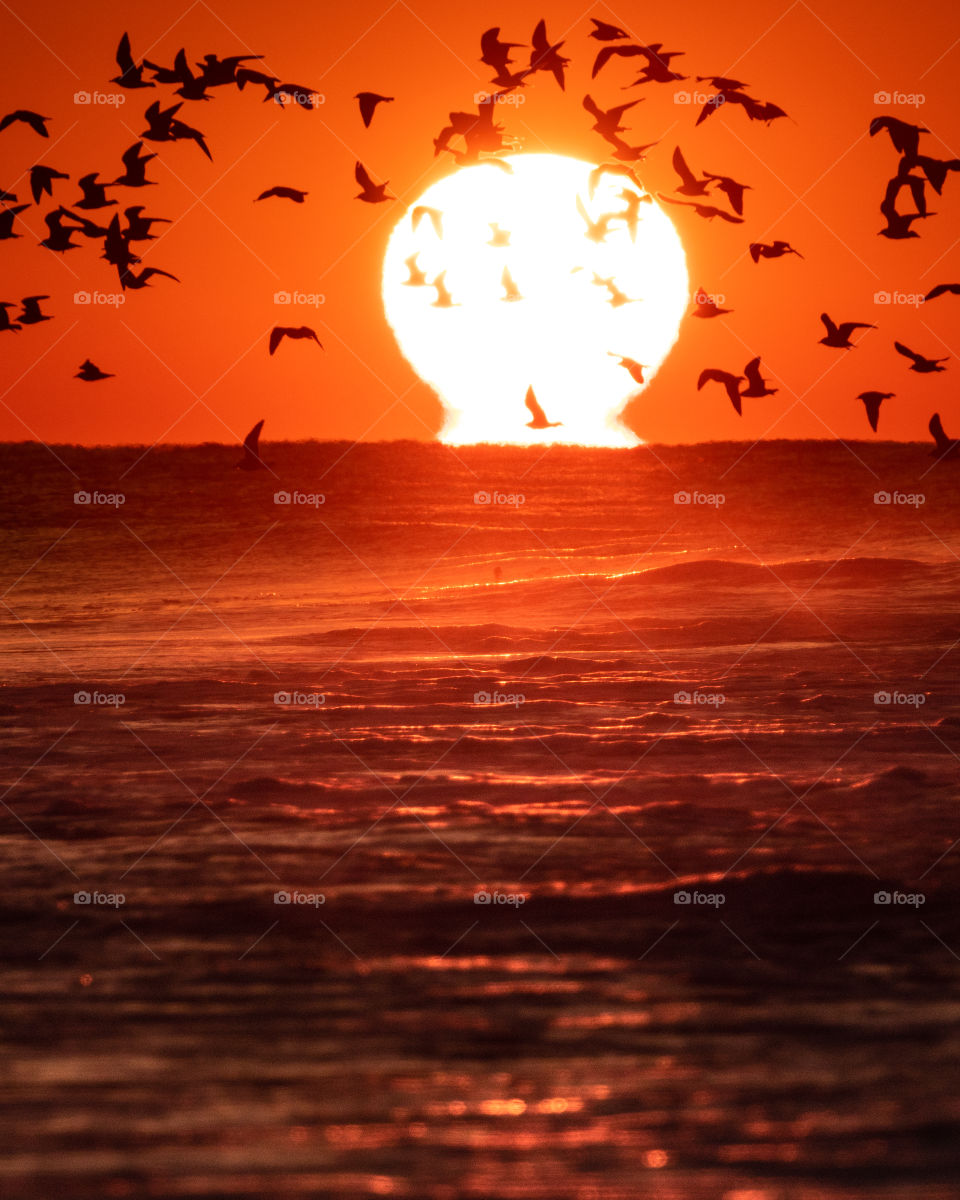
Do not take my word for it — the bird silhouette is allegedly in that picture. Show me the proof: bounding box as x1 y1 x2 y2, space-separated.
703 170 751 215
529 20 569 90
691 287 730 318
592 274 637 307
583 93 642 141
697 87 786 126
0 303 22 333
925 283 960 301
915 155 960 194
197 54 263 89
123 206 171 240
626 44 686 86
237 419 266 470
819 312 875 349
869 116 927 163
355 161 392 203
119 266 179 291
101 214 139 270
501 266 523 301
488 222 511 246
480 27 525 77
698 368 744 415
525 386 562 428
75 359 113 381
112 33 154 89
430 272 458 307
589 18 629 40
112 142 156 188
697 74 750 90
75 173 117 210
608 353 647 384
402 253 428 286
267 81 322 109
29 165 69 204
17 295 52 325
269 326 323 355
894 341 948 373
587 162 641 197
355 92 393 127
235 67 280 97
929 413 960 459
749 240 802 263
141 101 212 159
0 110 49 137
60 210 110 239
658 195 743 223
614 187 651 240
857 391 893 432
256 186 308 203
0 204 30 240
669 146 712 196
412 206 443 237
38 209 82 252
741 357 777 397
576 195 614 241
145 48 212 101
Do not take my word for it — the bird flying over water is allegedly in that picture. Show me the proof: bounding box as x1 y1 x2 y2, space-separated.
269 326 323 354
525 386 562 428
237 419 266 470
857 391 893 432
819 312 875 349
355 161 392 203
894 341 948 373
698 368 745 415
355 92 393 127
929 413 960 459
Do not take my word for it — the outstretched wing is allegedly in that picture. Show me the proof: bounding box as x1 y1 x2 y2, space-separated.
243 419 264 460
355 161 374 190
591 44 644 78
525 386 547 423
926 283 960 301
894 341 920 363
116 33 135 73
269 328 287 355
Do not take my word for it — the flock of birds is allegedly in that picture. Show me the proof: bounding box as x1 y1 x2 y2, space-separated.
0 22 958 457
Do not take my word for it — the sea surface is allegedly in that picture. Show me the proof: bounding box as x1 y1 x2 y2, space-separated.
2 438 959 1199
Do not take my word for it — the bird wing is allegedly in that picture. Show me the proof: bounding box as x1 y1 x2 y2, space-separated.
820 313 837 337
525 386 547 422
243 419 264 456
116 33 135 73
894 341 919 362
355 161 374 190
671 145 695 187
838 322 874 337
748 243 764 263
862 396 881 432
269 328 286 355
926 283 960 300
358 94 376 126
715 208 744 224
582 94 602 121
591 44 643 78
743 357 762 389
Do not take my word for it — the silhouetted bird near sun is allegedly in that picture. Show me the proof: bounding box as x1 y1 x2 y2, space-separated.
488 223 511 247
355 161 393 203
501 266 523 301
750 240 802 263
402 253 428 286
75 359 113 381
430 272 458 307
819 312 875 349
0 110 50 137
698 368 744 415
857 391 893 432
691 287 730 318
894 341 948 373
237 420 266 470
355 93 393 127
670 147 711 197
925 283 960 301
702 170 751 215
587 162 642 197
658 195 743 223
741 357 777 397
525 386 562 428
412 206 443 237
929 413 960 458
608 354 647 384
480 28 525 76
582 94 642 141
529 20 569 90
269 326 323 355
256 186 308 203
576 195 613 242
592 274 636 307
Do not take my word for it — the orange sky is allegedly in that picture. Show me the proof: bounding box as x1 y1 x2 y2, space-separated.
1 0 959 445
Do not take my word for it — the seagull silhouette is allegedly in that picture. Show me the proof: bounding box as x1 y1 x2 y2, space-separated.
0 110 50 137
658 195 743 223
488 222 511 246
915 155 960 194
355 161 392 203
703 170 751 215
529 20 569 90
123 206 171 240
592 273 637 307
583 93 642 140
412 206 443 237
576 195 614 241
237 419 266 470
75 173 117 210
615 188 651 240
894 341 948 373
29 165 69 203
101 214 139 270
0 204 30 240
869 116 927 163
197 54 263 89
119 266 179 291
480 27 525 77
925 283 960 301
741 357 777 397
589 18 629 40
355 92 393 128
929 413 960 459
819 312 875 349
112 33 154 89
525 386 562 428
608 353 647 384
501 265 523 301
749 240 802 263
112 142 156 188
256 186 308 203
38 209 82 252
141 101 212 159
698 368 744 415
430 272 458 307
0 303 21 333
691 287 730 318
17 295 52 324
402 253 428 286
587 162 641 197
75 359 113 381
857 391 893 433
670 146 712 196
269 326 323 355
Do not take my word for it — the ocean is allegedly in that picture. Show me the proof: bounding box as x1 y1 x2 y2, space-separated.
2 438 959 1198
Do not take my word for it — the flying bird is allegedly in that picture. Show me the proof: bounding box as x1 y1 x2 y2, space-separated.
869 116 927 163
430 272 458 308
197 54 264 89
141 101 212 159
615 188 651 240
583 94 642 141
38 209 82 252
402 253 427 286
929 413 960 459
17 295 52 325
75 173 117 210
501 265 522 301
269 326 323 355
0 204 30 240
237 419 266 470
355 92 393 128
658 195 743 223
587 162 641 197
592 274 637 307
529 20 569 90
691 287 731 318
625 44 686 86
480 27 525 76
698 368 744 415
355 161 392 203
145 48 212 101
255 186 308 203
488 222 511 246
0 303 21 333
741 357 777 397
29 165 69 204
915 155 960 194
267 81 322 109
589 18 629 40
608 354 647 385
749 240 802 263
119 266 180 291
112 142 156 188
703 170 751 215
670 147 712 197
101 214 139 270
75 359 113 381
525 386 562 428
123 206 171 240
696 87 786 127
894 341 948 373
112 33 154 89
412 206 443 237
576 195 614 242
857 391 893 432
925 283 960 301
819 312 875 349
0 110 50 137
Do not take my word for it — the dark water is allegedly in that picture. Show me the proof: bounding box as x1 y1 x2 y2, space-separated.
2 439 960 1198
